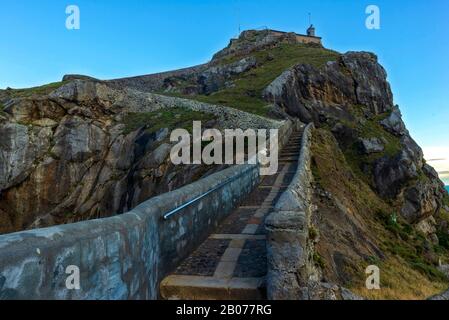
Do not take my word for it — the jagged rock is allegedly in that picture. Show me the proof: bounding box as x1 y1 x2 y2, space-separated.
4 97 66 123
340 287 364 300
398 164 445 224
429 289 449 300
330 122 358 149
359 137 384 154
401 179 444 224
340 52 393 114
374 145 443 224
263 52 393 123
374 151 419 199
438 265 449 279
307 282 340 300
381 105 408 136
51 116 107 162
62 74 98 82
162 56 257 95
197 57 257 94
213 30 301 61
0 123 52 191
306 283 364 300
139 143 172 169
262 45 446 229
416 216 437 235
372 134 427 203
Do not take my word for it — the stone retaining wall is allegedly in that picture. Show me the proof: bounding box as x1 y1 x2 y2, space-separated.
265 123 316 300
106 64 209 93
0 100 299 300
0 164 259 300
133 93 283 132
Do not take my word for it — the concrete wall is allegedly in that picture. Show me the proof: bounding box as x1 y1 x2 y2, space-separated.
268 30 322 45
138 93 283 132
294 35 322 45
106 64 209 93
265 123 316 300
0 111 299 300
0 164 259 300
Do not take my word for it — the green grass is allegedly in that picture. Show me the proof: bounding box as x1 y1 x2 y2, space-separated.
312 128 449 295
313 252 327 269
162 43 340 117
6 81 67 99
123 107 214 135
437 230 449 250
378 212 448 282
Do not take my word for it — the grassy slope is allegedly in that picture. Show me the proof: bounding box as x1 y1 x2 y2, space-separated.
123 107 214 134
311 128 448 299
4 81 67 99
163 43 340 117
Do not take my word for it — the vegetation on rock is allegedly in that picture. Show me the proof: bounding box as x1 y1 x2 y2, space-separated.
123 107 214 135
311 128 448 299
3 81 67 99
161 43 340 117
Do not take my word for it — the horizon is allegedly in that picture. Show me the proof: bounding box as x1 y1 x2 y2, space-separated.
1 0 448 184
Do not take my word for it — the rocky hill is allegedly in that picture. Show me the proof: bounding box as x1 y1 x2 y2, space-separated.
1 29 448 299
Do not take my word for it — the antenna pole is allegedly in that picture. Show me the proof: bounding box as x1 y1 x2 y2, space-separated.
309 13 311 25
236 1 241 36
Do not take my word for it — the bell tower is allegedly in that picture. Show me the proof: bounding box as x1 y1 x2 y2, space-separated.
307 24 316 37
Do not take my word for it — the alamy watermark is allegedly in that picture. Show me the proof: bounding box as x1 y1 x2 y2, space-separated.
65 265 81 290
170 122 279 176
365 5 381 30
66 5 80 30
365 265 381 290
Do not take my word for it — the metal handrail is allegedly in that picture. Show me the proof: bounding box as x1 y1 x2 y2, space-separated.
163 165 256 220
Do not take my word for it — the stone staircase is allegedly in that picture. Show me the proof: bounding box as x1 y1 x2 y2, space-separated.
160 129 304 300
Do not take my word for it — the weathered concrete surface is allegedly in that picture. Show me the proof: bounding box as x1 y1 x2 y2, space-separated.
265 124 364 300
160 275 265 300
265 123 316 300
0 164 259 300
158 119 302 301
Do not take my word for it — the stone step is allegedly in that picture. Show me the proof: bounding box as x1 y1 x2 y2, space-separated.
160 275 266 300
280 152 300 156
279 158 299 162
159 130 302 300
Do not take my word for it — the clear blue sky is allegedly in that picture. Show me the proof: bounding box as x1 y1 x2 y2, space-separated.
0 0 448 154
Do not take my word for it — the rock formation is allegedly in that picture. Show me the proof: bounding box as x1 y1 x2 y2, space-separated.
1 29 448 299
262 51 446 225
0 81 222 233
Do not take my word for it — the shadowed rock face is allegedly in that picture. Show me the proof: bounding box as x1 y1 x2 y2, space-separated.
263 51 446 224
0 81 219 234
